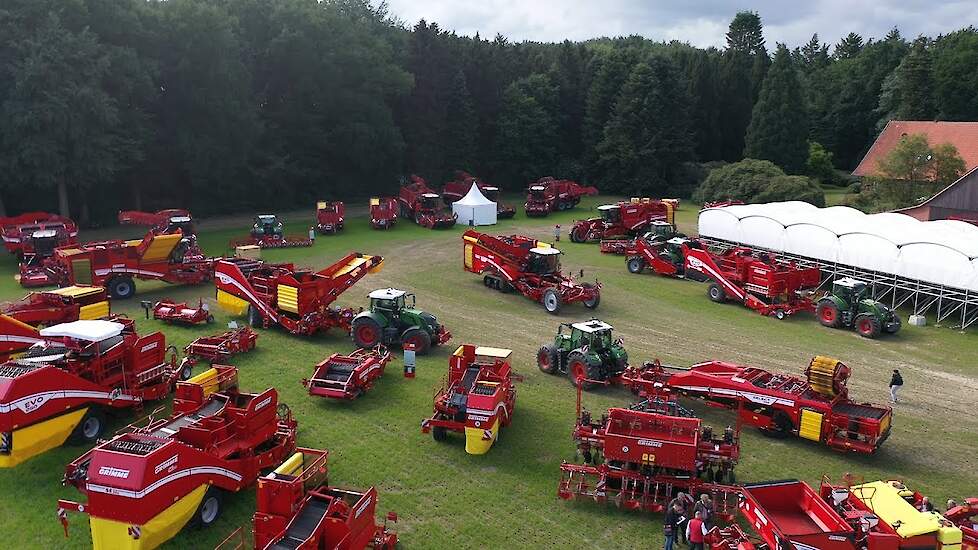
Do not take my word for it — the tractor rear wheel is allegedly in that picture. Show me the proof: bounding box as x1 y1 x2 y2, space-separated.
627 257 645 274
816 300 842 328
542 289 562 314
570 225 588 243
191 487 223 529
352 317 383 349
401 327 432 355
108 277 136 300
855 314 881 339
566 352 597 390
708 283 726 303
537 345 559 374
69 408 106 445
246 305 263 328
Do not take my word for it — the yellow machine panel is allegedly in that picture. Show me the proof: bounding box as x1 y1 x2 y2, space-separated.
140 233 181 263
852 481 963 540
78 301 110 320
277 285 299 314
71 259 92 284
464 244 473 270
89 484 208 550
798 409 824 441
49 285 103 298
217 289 249 316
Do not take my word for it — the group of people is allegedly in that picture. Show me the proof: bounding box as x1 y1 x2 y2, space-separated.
663 493 714 550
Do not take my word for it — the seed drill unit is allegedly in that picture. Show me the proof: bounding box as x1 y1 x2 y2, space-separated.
0 319 184 467
569 198 674 243
232 214 313 249
303 347 393 400
421 344 521 455
350 288 451 355
524 177 598 216
214 253 383 336
398 175 457 229
58 365 297 550
316 201 345 234
369 197 399 229
817 277 902 338
152 298 214 325
442 171 516 218
182 327 258 366
462 229 601 314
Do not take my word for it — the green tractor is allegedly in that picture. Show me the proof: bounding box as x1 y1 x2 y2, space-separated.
815 277 901 338
536 319 628 390
351 288 452 354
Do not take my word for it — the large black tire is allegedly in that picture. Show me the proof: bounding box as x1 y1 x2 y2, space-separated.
107 277 136 300
855 314 881 339
191 487 223 529
351 317 383 348
816 300 842 328
401 327 432 355
708 283 726 303
542 289 562 314
432 425 447 442
582 283 600 309
566 351 597 390
626 257 645 274
570 225 588 243
537 345 559 374
246 305 263 328
69 408 106 445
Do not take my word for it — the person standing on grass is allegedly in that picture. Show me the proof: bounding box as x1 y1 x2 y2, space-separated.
694 494 714 530
889 369 904 403
668 492 690 545
663 503 682 550
554 224 561 242
308 226 316 243
686 510 708 550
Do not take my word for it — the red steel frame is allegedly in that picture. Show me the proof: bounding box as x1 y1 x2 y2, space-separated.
118 209 193 232
303 347 392 400
398 175 457 229
524 177 598 216
183 327 258 365
152 298 214 325
0 286 109 328
0 211 78 256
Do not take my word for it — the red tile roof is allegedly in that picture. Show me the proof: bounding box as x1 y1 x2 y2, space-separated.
852 120 978 178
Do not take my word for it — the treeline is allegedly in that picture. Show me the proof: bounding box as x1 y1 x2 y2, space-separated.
1 1 977 223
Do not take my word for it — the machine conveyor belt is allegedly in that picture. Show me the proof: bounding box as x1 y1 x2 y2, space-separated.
268 498 331 550
151 398 225 438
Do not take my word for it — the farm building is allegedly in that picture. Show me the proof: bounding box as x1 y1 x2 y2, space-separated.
853 120 978 178
897 167 978 221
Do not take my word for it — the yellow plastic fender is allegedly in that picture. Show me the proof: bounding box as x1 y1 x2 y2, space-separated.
464 418 500 455
0 407 88 468
89 484 209 550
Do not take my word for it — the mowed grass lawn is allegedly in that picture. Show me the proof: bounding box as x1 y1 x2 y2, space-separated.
0 196 975 549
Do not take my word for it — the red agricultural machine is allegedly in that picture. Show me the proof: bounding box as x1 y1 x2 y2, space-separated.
215 447 398 550
631 356 892 454
421 344 521 455
0 211 78 257
50 227 213 299
316 201 345 234
58 365 297 549
442 171 516 218
398 175 457 229
183 327 258 366
232 214 313 249
152 298 214 325
948 499 978 548
462 229 601 314
0 318 185 467
119 209 195 235
558 383 741 516
214 253 383 336
569 198 675 243
302 346 392 400
1 285 109 328
369 197 398 229
524 177 598 216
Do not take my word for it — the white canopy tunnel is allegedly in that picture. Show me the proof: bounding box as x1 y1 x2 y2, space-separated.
452 183 497 226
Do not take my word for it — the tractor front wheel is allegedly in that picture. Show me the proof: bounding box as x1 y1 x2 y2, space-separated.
708 283 726 303
537 345 559 374
567 352 596 391
627 257 645 274
352 318 383 349
108 277 136 300
542 289 562 314
401 328 432 355
855 314 881 339
816 300 842 328
582 284 600 309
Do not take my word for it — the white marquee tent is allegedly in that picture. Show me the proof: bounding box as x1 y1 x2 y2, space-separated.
452 183 497 226
698 201 978 292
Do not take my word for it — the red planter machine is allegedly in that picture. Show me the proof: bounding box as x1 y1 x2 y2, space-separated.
152 298 214 325
462 229 601 314
421 344 521 455
0 318 183 467
58 365 297 550
183 327 258 366
303 346 392 400
214 253 383 336
118 209 194 234
524 177 597 216
398 175 457 229
368 197 398 230
569 198 674 242
316 201 346 234
216 447 398 550
442 171 516 219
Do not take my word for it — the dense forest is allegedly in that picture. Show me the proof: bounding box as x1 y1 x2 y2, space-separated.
1 0 977 224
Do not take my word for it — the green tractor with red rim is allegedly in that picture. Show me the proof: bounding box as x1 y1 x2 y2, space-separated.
350 288 451 354
536 319 628 390
815 277 901 339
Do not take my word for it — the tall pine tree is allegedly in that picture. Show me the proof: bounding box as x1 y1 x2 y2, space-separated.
744 44 809 174
443 70 478 172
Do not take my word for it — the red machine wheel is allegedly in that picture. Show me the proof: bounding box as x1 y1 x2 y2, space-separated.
708 283 726 303
626 257 645 274
855 315 881 339
816 300 842 328
537 345 558 374
566 352 596 390
69 408 106 445
352 318 382 348
582 283 600 309
570 225 588 243
401 328 431 355
542 289 562 314
191 487 224 528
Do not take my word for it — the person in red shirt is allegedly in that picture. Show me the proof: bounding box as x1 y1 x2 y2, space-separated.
686 509 708 550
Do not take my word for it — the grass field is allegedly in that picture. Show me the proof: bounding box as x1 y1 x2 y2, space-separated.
0 197 975 549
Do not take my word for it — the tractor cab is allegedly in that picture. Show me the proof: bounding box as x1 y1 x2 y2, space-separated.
832 277 868 303
528 185 547 200
559 320 618 352
166 215 194 236
481 186 500 201
252 215 284 238
368 288 415 317
642 220 679 243
26 229 59 259
526 247 562 275
597 204 621 224
420 193 440 211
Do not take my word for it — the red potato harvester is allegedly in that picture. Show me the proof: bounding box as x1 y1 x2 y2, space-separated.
524 177 598 216
213 253 383 336
303 346 392 400
421 344 521 455
0 285 110 361
0 318 184 467
58 365 297 550
397 175 457 229
316 201 346 235
183 327 258 366
215 447 398 550
569 198 674 243
368 197 398 230
118 209 195 235
152 298 214 325
442 171 516 219
0 211 78 256
461 229 600 314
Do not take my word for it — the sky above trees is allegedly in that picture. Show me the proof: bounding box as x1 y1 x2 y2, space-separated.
383 0 978 47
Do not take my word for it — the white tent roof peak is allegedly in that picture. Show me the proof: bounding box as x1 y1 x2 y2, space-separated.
40 320 125 342
455 183 495 206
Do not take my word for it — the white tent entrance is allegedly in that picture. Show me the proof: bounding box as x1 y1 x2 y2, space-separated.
452 183 497 226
